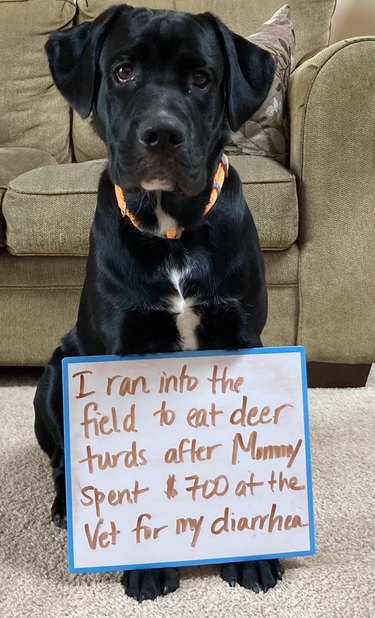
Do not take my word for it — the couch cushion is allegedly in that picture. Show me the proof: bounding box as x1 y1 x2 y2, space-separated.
0 147 58 247
74 0 335 66
72 116 107 164
71 0 336 163
2 156 298 256
234 156 298 250
0 0 76 163
3 160 106 256
0 250 86 366
174 0 336 65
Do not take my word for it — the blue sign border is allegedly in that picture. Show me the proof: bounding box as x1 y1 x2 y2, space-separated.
62 345 315 574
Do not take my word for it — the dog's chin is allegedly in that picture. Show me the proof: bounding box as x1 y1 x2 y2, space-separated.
141 178 175 192
139 175 206 198
111 163 207 198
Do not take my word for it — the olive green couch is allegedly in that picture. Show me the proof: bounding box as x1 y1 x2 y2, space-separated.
0 0 374 386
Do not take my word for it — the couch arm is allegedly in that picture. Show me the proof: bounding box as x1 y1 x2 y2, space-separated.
288 37 375 364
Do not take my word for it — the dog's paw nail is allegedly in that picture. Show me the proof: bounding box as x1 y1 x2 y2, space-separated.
228 579 237 587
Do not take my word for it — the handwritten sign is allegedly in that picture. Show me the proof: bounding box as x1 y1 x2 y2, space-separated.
62 346 315 573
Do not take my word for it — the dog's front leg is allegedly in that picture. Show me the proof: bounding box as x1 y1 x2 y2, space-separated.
216 336 284 593
193 307 284 592
107 320 182 601
121 567 180 602
34 346 67 528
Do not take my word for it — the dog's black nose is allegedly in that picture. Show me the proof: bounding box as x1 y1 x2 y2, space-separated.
138 119 186 149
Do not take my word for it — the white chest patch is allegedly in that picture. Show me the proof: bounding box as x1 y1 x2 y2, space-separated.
168 266 200 351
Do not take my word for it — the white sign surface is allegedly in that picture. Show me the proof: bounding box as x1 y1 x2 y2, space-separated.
62 346 315 573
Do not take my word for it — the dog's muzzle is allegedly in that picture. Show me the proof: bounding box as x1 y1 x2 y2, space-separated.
135 111 195 193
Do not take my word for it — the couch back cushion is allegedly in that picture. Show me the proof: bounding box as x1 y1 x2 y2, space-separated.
0 0 76 163
2 156 298 256
72 0 336 162
175 0 336 63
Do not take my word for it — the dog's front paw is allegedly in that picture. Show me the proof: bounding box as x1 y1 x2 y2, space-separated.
122 567 179 602
51 495 67 529
221 559 283 593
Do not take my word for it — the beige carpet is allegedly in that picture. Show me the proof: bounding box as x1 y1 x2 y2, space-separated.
1 366 374 618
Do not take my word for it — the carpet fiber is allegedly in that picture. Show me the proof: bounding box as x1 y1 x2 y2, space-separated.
1 366 374 618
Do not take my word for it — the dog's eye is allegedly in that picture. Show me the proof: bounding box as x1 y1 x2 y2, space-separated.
115 65 135 83
191 70 210 89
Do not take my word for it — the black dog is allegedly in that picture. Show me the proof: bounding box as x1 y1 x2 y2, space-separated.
34 3 283 602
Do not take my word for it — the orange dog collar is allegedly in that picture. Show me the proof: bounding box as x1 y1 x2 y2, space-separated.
114 153 229 239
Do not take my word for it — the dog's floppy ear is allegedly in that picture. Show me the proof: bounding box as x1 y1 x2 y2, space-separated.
207 15 275 132
45 5 125 118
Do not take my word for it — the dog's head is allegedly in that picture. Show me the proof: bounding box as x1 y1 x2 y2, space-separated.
46 4 274 198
